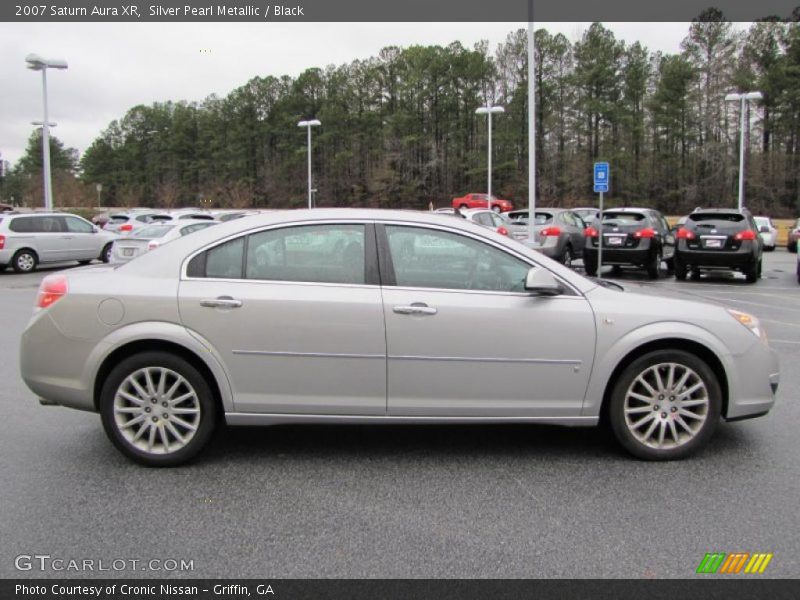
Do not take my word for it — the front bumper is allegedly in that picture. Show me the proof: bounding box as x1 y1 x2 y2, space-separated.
724 341 779 420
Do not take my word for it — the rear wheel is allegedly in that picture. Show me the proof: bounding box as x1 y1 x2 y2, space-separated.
583 253 597 276
745 259 761 283
561 245 573 267
646 250 661 279
12 249 38 273
608 350 721 460
673 255 687 280
99 352 217 467
100 243 113 263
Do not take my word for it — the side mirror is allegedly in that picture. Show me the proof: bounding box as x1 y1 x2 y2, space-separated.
524 267 562 296
759 226 769 233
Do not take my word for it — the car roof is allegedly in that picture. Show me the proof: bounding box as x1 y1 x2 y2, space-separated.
692 208 748 214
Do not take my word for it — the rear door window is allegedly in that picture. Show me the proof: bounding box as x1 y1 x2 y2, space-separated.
65 216 94 233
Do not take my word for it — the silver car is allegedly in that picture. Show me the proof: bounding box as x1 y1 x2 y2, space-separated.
0 212 118 272
20 209 779 466
112 219 219 264
505 208 586 266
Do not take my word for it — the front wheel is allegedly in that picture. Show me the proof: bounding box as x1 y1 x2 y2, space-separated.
100 352 217 466
608 350 721 460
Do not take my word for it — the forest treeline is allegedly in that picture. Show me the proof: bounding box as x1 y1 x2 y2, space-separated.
4 11 800 216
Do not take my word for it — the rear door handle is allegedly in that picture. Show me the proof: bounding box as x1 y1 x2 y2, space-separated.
200 296 243 309
393 304 437 316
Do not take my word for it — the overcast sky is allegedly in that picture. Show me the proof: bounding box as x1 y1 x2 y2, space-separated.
0 22 725 168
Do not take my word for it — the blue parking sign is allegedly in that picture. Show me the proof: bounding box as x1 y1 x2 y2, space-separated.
594 162 609 193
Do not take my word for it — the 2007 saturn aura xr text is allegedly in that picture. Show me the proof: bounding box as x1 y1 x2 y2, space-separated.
19 209 779 466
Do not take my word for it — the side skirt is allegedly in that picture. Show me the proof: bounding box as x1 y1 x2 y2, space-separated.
224 413 598 427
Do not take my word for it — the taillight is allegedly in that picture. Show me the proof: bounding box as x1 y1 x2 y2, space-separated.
633 227 656 239
147 241 160 251
496 226 509 237
676 227 695 240
0 235 5 250
36 275 68 309
540 226 561 237
735 230 757 241
119 224 133 232
584 227 599 238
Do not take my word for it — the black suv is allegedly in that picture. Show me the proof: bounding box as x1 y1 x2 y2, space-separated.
673 209 763 283
583 208 675 279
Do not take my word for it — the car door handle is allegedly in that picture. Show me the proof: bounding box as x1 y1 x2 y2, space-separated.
393 304 437 315
200 296 243 309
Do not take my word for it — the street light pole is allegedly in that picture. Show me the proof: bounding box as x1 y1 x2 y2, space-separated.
475 105 504 210
724 91 762 212
297 119 321 209
528 7 536 242
26 54 68 212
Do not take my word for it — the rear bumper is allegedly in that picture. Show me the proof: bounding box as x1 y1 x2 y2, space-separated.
676 245 756 269
583 244 654 265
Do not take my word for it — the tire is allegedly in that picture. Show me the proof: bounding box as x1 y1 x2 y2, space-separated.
99 352 217 467
745 259 760 283
797 260 800 284
646 249 661 279
765 245 775 252
664 256 675 275
583 253 597 276
100 243 113 264
788 241 797 253
12 249 38 273
673 255 687 280
561 245 573 267
608 350 722 460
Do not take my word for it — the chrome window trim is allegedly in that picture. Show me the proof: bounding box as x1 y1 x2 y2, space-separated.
180 217 583 297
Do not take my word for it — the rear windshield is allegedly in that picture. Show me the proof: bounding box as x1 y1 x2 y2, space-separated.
689 213 744 224
109 215 129 223
148 215 173 222
602 212 646 223
133 224 175 239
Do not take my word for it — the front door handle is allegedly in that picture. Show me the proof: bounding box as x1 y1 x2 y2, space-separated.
200 296 243 309
393 303 437 316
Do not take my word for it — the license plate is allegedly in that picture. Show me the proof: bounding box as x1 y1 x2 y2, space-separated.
704 239 723 248
122 248 134 257
605 236 624 246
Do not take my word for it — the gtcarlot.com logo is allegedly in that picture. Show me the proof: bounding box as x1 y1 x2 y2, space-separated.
696 552 773 574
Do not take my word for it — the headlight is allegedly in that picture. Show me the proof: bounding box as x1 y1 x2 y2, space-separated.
727 309 767 342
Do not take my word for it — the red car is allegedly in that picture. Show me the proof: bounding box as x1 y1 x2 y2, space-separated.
452 193 513 213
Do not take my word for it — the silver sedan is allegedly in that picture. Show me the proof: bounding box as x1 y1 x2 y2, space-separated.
20 209 779 466
111 219 219 264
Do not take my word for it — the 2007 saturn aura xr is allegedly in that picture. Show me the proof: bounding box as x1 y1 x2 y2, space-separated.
19 209 779 466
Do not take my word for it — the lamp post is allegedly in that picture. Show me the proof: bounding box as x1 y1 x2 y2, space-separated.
26 53 68 212
724 91 762 212
527 7 536 242
475 105 504 211
297 119 321 209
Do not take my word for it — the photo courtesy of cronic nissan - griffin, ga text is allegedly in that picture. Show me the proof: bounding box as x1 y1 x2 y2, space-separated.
19 209 779 466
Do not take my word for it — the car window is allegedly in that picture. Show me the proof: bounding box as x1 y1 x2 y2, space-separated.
385 226 529 292
205 237 245 279
245 224 366 285
9 217 34 233
65 216 94 234
31 216 66 233
534 212 553 225
109 215 129 223
180 223 213 236
135 224 175 239
474 213 493 227
602 212 645 224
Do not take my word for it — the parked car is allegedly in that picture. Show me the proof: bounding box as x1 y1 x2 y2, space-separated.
103 211 172 234
505 208 586 266
796 239 800 282
112 219 219 264
753 216 778 251
0 212 118 272
673 208 763 283
452 193 513 214
459 208 510 236
583 208 675 279
20 209 778 466
787 218 800 252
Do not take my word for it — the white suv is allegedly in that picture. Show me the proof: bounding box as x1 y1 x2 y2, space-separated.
0 212 119 273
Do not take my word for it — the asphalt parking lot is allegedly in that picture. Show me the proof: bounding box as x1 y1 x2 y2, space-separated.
0 251 798 579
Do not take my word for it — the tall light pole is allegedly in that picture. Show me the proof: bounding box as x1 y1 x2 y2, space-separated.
26 53 68 212
725 91 762 212
527 5 536 242
475 105 504 210
298 119 321 209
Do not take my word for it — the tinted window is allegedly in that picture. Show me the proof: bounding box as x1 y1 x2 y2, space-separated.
602 212 646 224
180 223 214 236
386 226 529 292
9 217 34 233
206 237 245 279
689 213 744 224
109 215 129 223
134 224 175 239
65 216 94 233
246 224 366 285
534 212 554 225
